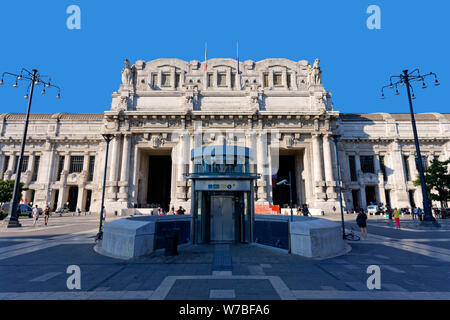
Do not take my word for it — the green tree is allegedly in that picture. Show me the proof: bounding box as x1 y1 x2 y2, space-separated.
0 180 26 205
413 158 450 208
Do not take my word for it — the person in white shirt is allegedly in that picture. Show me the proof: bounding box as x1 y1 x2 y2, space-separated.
32 205 39 227
412 207 418 221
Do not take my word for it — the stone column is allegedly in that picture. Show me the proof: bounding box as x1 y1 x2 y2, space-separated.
0 153 4 180
408 154 422 206
389 140 410 208
57 154 70 209
118 134 131 201
374 153 386 206
256 131 268 204
323 134 336 199
108 134 121 199
359 184 367 210
312 133 325 200
76 186 84 212
4 152 15 180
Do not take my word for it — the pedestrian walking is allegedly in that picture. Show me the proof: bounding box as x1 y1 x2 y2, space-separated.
393 208 401 229
43 205 50 226
32 205 39 227
356 208 368 239
417 207 423 221
412 207 418 221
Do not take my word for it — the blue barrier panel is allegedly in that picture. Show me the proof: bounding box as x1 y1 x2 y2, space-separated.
253 220 289 250
155 220 191 250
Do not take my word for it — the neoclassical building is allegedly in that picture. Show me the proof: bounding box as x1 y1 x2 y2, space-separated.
1 58 449 220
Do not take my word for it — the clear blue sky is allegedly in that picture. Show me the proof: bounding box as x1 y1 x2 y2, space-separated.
0 0 448 115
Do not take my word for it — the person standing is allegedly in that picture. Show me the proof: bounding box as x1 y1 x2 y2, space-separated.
43 205 50 226
417 207 423 221
393 208 401 229
412 207 418 221
32 205 39 227
356 208 368 239
176 206 185 215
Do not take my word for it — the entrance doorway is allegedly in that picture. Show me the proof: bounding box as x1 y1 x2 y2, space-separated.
365 186 377 205
352 189 360 210
147 155 172 212
68 186 78 212
85 190 92 212
210 194 234 242
409 190 416 208
272 155 298 208
53 189 59 211
195 190 251 244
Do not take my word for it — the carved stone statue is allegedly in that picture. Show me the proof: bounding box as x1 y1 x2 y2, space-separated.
311 58 321 85
121 59 133 85
306 58 322 86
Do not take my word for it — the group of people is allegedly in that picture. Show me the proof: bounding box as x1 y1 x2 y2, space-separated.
32 205 51 227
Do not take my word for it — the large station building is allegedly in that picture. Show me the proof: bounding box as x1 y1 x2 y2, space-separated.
1 58 449 227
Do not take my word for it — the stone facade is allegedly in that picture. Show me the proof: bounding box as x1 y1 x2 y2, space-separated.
0 58 449 213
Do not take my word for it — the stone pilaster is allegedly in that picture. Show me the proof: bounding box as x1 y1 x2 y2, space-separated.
256 131 268 204
118 134 131 201
323 134 337 200
311 133 325 200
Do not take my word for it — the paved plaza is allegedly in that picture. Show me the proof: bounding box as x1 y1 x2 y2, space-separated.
1 213 450 300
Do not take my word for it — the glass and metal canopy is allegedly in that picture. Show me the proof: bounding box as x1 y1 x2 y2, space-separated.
188 145 259 179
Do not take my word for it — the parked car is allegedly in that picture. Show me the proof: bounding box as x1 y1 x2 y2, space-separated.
0 203 35 218
400 208 410 215
55 205 70 215
367 205 378 215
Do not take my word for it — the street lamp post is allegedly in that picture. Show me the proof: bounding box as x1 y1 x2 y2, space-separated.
276 172 294 222
1 69 61 228
332 134 346 239
96 133 114 241
381 69 440 226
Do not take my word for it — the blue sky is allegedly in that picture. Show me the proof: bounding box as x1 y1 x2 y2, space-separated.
0 0 448 115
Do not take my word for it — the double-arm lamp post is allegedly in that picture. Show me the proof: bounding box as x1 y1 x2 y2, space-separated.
96 133 115 241
1 69 61 228
381 69 440 225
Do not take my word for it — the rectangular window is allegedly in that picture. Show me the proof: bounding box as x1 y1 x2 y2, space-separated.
403 155 411 181
287 74 291 88
380 156 387 181
88 156 95 182
361 155 375 174
175 73 180 88
264 73 269 87
273 73 282 86
21 156 29 173
152 74 158 87
31 156 40 181
231 73 236 88
13 156 19 173
208 73 213 87
69 156 84 173
217 73 226 86
417 156 428 170
349 155 357 181
2 156 9 174
161 73 171 86
57 156 65 181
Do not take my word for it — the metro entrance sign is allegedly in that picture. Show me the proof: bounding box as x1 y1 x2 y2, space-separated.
195 180 251 191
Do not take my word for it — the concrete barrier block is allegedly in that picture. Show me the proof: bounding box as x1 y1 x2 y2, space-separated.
99 218 155 259
290 218 347 259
